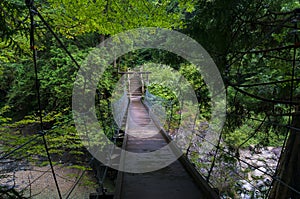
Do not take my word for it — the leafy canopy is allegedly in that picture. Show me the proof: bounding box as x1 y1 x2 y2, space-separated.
47 0 195 37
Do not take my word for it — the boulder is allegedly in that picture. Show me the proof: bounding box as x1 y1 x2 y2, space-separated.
251 167 267 179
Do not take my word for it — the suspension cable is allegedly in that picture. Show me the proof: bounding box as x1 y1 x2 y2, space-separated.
266 14 299 197
0 134 41 160
29 2 81 70
236 116 267 150
229 84 300 105
231 78 300 88
195 132 300 195
227 113 300 134
26 0 62 198
226 14 294 71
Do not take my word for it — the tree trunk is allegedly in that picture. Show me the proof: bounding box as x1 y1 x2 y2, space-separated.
99 34 105 46
269 107 300 198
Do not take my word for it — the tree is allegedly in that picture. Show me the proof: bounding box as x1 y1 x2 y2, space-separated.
270 107 300 198
183 0 300 196
46 0 195 37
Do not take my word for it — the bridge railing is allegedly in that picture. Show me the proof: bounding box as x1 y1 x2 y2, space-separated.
141 87 300 198
143 90 169 128
111 90 129 129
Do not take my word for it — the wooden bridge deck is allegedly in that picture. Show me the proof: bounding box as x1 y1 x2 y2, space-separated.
114 95 218 199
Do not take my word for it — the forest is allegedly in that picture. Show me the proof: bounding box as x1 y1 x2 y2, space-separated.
1 0 300 198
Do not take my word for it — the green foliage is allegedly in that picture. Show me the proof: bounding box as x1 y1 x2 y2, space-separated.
0 109 89 166
281 0 300 11
2 0 300 197
147 83 180 130
144 63 211 131
46 0 195 37
179 64 211 119
37 43 90 111
147 83 177 101
0 105 12 124
0 0 28 53
224 113 287 149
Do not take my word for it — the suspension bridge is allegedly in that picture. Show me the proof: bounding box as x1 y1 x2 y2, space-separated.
2 2 300 198
111 72 218 199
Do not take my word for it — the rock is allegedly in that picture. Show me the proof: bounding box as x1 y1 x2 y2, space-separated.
251 159 265 167
256 180 265 188
266 146 274 151
241 150 253 160
252 167 267 179
263 177 272 186
261 151 274 160
248 145 255 152
253 189 263 198
240 193 251 199
240 180 253 191
271 147 282 157
253 146 263 154
247 172 253 181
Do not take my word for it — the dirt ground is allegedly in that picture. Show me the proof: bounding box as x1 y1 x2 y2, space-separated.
0 164 98 199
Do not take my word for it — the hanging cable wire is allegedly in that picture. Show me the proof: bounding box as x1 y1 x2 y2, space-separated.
226 14 294 71
0 134 41 160
206 129 223 183
237 116 267 150
231 78 300 87
266 12 299 198
195 131 300 195
28 2 81 70
229 84 300 105
227 113 300 134
65 169 87 199
3 2 298 198
25 0 62 198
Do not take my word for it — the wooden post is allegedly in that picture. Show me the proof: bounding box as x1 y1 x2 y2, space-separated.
118 71 151 96
269 106 300 198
